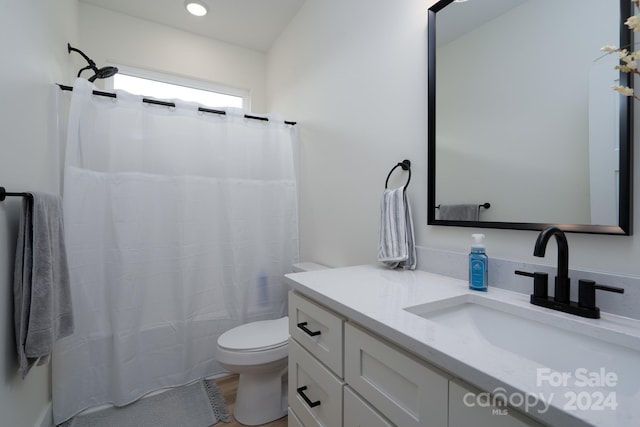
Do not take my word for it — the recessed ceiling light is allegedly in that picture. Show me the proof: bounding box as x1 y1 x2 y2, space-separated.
185 1 208 17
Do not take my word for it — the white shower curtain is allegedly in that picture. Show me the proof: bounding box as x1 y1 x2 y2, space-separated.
52 79 299 424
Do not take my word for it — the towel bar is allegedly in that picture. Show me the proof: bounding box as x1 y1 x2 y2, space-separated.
0 187 31 201
436 203 491 209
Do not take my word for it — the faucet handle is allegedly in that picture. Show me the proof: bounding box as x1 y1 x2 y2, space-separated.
515 270 548 298
578 280 624 310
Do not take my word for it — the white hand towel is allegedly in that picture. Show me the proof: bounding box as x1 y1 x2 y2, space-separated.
377 188 416 270
438 204 479 221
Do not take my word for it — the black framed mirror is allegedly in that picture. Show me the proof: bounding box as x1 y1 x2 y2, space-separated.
427 0 633 235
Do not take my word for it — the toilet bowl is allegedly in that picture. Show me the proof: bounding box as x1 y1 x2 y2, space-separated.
217 317 289 425
216 262 328 425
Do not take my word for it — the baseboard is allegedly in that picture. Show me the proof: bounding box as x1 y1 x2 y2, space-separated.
36 402 53 427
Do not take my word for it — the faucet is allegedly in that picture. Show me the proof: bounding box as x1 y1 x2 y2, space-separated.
515 226 624 319
533 226 570 303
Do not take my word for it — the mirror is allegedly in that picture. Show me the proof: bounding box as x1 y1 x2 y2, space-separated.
427 0 633 235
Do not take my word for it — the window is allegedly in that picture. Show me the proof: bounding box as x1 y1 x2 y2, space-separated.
110 65 248 110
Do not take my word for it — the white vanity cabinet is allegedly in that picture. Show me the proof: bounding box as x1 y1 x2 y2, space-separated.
287 408 304 427
289 339 344 427
288 290 545 427
288 291 345 427
344 386 394 427
288 291 447 427
344 322 448 427
289 291 344 377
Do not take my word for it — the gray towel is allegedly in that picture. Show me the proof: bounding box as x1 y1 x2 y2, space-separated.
377 188 416 270
438 204 479 221
14 192 73 378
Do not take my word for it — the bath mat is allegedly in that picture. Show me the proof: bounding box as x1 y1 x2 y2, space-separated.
58 379 231 427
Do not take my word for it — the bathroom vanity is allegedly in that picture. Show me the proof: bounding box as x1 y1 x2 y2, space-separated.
285 265 640 427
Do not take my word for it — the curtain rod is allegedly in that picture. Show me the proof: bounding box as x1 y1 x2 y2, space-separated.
56 84 296 126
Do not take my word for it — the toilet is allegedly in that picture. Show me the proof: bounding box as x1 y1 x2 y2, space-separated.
216 262 328 425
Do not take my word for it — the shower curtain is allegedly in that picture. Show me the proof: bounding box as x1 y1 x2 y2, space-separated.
52 79 299 424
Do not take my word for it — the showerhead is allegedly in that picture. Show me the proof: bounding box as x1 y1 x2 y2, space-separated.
68 43 118 82
88 66 119 82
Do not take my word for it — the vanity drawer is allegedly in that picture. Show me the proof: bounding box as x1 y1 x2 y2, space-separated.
289 338 344 427
289 291 345 377
288 407 304 427
344 322 448 427
344 385 394 427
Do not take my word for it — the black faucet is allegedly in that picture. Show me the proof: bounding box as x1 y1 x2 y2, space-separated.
515 226 624 319
533 226 570 303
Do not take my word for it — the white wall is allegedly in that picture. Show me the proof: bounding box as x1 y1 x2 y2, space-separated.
267 0 640 277
0 1 78 426
267 0 431 267
78 3 268 112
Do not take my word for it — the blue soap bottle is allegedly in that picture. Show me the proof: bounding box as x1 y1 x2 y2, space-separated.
469 233 488 291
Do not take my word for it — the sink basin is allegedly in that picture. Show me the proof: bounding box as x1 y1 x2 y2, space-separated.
405 294 640 394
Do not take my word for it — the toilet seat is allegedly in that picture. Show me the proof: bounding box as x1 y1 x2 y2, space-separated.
218 316 289 352
216 316 289 366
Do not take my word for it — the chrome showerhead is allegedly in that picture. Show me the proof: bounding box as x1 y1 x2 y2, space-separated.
68 43 118 82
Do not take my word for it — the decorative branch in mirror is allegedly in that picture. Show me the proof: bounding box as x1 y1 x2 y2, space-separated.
427 0 634 235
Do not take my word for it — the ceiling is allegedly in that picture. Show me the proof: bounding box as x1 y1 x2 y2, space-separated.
79 0 306 52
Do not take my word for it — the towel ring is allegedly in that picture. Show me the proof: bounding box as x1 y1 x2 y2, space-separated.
385 160 411 192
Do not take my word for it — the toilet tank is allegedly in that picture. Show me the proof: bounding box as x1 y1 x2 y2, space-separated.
292 262 329 273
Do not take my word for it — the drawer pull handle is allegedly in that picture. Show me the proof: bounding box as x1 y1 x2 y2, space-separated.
297 322 321 337
297 386 321 408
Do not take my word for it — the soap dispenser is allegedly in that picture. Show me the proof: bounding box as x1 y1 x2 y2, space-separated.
469 234 488 291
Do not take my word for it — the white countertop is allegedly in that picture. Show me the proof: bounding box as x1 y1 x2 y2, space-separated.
285 265 640 427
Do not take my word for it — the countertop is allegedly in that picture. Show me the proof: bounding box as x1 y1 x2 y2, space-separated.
285 264 640 427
